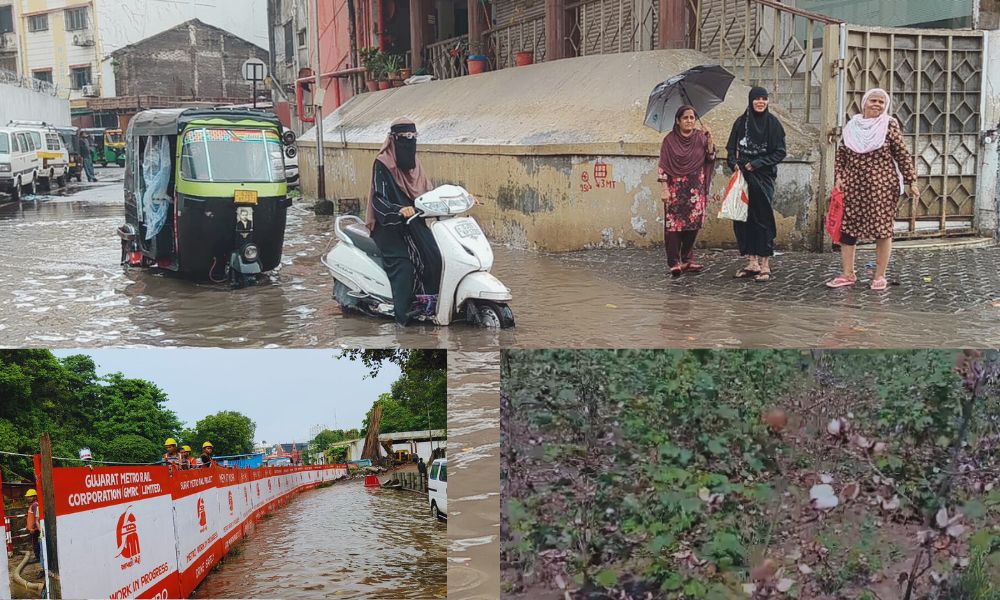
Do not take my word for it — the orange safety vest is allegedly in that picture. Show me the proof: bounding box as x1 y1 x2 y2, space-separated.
26 501 38 533
163 452 182 466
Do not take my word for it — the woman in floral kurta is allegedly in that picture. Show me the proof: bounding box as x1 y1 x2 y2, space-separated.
658 105 717 276
827 88 918 291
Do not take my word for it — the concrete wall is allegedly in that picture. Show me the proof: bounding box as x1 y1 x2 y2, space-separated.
977 29 1000 238
298 50 824 251
113 20 268 99
0 80 70 123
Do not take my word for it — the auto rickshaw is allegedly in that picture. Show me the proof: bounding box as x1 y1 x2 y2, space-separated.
102 128 126 166
54 125 83 182
117 107 291 287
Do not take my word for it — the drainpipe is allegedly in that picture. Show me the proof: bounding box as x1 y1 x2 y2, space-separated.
296 66 366 121
313 0 326 201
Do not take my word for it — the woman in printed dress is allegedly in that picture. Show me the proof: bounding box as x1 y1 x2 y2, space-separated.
826 88 919 291
657 105 717 277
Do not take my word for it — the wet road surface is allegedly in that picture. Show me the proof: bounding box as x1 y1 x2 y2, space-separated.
1 173 997 348
447 352 500 600
194 480 446 599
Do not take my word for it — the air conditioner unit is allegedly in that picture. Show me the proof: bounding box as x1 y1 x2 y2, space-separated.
82 84 97 97
73 33 94 47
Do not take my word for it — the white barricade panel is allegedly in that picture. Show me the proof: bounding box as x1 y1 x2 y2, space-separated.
215 470 245 555
51 466 180 599
170 467 222 597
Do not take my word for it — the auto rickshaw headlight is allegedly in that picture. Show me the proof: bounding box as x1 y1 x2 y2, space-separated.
242 243 260 262
285 146 297 159
281 130 296 146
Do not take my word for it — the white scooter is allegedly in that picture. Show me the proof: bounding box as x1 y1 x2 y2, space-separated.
322 185 514 328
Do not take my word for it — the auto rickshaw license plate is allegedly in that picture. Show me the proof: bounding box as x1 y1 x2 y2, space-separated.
234 189 258 205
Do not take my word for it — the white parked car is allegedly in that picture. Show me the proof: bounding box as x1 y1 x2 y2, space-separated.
428 458 447 521
0 127 40 200
8 121 68 190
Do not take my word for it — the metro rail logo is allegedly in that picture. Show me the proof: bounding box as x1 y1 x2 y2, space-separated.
115 506 141 568
197 497 207 532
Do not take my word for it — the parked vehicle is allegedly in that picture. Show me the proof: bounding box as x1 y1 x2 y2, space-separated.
323 184 514 327
81 127 125 167
117 107 291 287
0 127 40 200
8 121 69 189
428 458 447 520
54 125 83 182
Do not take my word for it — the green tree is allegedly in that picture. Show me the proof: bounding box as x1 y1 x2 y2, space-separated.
362 393 423 434
102 434 161 464
188 411 256 456
341 349 447 431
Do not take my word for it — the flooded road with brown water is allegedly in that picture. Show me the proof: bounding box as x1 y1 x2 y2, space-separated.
447 351 500 600
194 480 446 599
1 173 998 348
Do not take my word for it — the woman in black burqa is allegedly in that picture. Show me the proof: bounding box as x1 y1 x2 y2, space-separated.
725 86 786 282
366 118 443 325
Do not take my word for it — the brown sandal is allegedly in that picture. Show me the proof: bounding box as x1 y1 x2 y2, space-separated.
754 270 772 282
734 268 760 279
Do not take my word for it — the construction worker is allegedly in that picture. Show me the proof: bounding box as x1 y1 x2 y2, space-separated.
417 457 428 490
25 489 40 563
199 441 215 468
163 438 182 467
179 445 193 470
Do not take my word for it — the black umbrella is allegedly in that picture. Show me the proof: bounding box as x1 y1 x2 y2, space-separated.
644 65 735 132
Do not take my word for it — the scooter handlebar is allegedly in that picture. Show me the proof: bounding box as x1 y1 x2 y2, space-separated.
405 210 424 225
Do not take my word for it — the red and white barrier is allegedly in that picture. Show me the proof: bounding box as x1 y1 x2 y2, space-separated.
42 463 348 599
0 468 11 600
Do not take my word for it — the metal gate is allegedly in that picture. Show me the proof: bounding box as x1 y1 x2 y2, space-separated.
843 26 985 238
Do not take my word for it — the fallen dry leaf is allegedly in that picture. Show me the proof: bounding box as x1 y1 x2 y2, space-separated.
798 564 814 575
881 495 901 511
776 578 795 593
751 558 778 582
841 482 860 501
762 408 788 432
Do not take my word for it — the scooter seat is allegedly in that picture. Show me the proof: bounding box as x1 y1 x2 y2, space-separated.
343 222 382 259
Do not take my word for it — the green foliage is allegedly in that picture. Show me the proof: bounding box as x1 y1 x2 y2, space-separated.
102 434 161 464
186 411 256 456
347 350 446 434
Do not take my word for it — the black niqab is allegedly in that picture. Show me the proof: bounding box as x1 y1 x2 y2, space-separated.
391 122 417 171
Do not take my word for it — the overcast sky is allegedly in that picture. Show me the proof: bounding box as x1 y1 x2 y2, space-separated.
52 349 400 446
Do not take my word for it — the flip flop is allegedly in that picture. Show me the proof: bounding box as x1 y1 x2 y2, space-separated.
870 277 888 291
682 262 704 273
734 268 760 279
754 271 772 282
670 267 683 278
825 276 857 288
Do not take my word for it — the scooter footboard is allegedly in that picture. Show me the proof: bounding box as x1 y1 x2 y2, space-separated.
455 271 512 308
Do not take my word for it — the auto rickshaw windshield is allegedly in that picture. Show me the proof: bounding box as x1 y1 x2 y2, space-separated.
180 127 284 183
106 131 124 144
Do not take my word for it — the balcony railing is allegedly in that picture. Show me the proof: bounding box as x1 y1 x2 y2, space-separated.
487 16 546 70
427 34 469 80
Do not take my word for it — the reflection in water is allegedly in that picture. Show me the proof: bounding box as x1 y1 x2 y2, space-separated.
448 352 500 600
1 181 997 348
195 481 446 599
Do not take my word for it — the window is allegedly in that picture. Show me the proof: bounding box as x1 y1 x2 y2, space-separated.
10 133 19 152
0 6 14 34
297 28 306 47
46 134 61 151
64 7 87 31
27 14 48 32
0 133 9 154
429 464 439 480
70 66 92 89
17 133 33 152
28 132 41 151
284 21 293 63
32 70 52 84
439 464 447 482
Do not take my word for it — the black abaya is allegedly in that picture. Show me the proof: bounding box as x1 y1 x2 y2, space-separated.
370 161 443 325
725 111 787 257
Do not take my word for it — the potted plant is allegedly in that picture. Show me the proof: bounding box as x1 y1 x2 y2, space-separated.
515 48 533 66
362 49 381 92
360 46 379 80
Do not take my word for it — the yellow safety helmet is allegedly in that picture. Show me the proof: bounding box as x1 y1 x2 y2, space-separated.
202 441 213 449
164 438 177 447
182 445 191 452
25 489 37 498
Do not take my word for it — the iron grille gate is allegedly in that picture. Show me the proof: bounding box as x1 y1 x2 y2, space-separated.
843 26 984 238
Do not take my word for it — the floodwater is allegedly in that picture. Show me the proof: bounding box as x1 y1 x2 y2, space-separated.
194 480 446 599
447 351 500 600
1 172 998 348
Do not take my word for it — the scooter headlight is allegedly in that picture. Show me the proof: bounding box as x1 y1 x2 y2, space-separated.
420 200 449 214
242 243 260 262
445 193 474 213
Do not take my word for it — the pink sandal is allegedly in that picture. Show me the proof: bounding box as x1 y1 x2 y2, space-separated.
870 277 888 291
825 275 857 288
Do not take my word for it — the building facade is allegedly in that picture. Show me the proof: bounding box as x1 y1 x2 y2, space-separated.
0 0 19 74
15 0 101 99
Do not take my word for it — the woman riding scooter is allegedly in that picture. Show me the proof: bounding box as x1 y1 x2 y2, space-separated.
366 118 443 326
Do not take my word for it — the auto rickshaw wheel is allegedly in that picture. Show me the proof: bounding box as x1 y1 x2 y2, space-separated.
101 161 108 167
117 160 125 168
57 174 66 187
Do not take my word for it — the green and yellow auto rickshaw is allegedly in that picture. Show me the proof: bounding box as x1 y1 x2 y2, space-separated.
117 107 291 287
81 127 126 166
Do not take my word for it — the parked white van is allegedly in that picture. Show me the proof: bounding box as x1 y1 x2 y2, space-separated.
9 121 68 190
428 458 447 521
0 127 40 200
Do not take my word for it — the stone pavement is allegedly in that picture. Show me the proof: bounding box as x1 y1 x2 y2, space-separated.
553 242 1000 316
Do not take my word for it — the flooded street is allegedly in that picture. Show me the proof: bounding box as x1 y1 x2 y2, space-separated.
1 173 998 348
194 480 446 599
447 351 500 600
